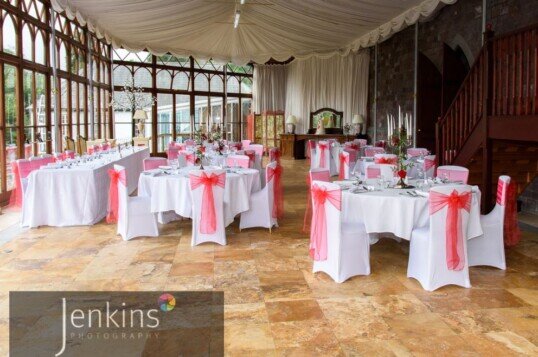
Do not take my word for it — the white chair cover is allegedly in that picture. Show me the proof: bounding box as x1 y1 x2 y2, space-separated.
189 169 226 246
114 164 159 241
338 151 350 180
437 165 469 183
467 175 510 270
316 141 331 171
249 144 264 157
407 184 472 291
225 154 250 168
240 161 279 231
311 181 370 283
423 155 436 178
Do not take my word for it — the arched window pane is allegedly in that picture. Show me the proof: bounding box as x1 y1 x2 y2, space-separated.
210 75 223 93
227 76 239 93
172 72 189 90
22 24 33 61
59 41 67 71
134 67 152 88
194 74 208 91
156 70 172 89
2 15 17 55
35 31 45 65
241 77 252 94
113 65 132 86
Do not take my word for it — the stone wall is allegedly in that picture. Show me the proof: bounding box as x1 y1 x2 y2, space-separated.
365 0 538 214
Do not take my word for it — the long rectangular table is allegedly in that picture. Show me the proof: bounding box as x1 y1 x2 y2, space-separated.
280 134 355 159
21 148 149 228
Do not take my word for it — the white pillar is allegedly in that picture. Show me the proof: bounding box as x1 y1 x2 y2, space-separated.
413 22 418 147
50 8 61 153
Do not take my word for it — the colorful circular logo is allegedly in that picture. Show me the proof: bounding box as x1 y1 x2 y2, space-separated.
158 293 176 312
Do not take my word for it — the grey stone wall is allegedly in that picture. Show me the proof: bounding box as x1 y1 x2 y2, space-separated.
365 0 538 214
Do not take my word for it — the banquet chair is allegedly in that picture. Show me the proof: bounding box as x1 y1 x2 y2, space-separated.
269 147 281 164
437 165 469 183
364 147 385 157
184 139 195 147
374 153 397 165
423 155 436 178
77 136 87 156
101 142 111 151
467 176 510 270
65 136 76 151
343 147 358 163
338 151 351 180
365 164 395 179
355 139 367 147
249 144 264 157
241 139 251 149
244 150 256 168
407 184 472 291
316 141 331 171
311 181 370 283
226 154 250 168
189 169 226 246
110 165 159 241
167 145 179 160
179 151 196 166
10 159 32 206
308 140 317 169
240 161 281 232
303 168 331 232
407 148 429 158
64 150 75 159
143 157 168 171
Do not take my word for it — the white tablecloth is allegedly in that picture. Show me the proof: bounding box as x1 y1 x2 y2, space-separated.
341 181 483 240
21 148 149 228
137 167 260 226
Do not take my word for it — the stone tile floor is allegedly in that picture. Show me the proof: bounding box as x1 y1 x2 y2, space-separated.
0 158 537 356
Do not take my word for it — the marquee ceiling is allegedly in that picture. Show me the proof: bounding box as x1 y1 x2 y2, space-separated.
51 0 456 64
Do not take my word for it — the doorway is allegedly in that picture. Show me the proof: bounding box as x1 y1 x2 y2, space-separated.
416 52 442 151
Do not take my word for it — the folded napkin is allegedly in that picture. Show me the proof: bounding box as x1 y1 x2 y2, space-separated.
414 190 429 197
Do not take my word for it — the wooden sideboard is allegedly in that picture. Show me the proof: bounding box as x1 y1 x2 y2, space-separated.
280 134 355 159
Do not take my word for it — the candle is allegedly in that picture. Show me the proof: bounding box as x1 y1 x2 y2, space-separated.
398 106 402 129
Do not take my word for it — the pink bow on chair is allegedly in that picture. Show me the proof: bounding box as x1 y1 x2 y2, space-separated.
190 172 226 234
318 143 328 168
499 179 521 247
245 151 255 167
9 162 22 208
185 152 196 165
107 169 127 223
309 184 341 261
429 189 471 271
424 158 435 171
339 153 348 180
267 165 284 219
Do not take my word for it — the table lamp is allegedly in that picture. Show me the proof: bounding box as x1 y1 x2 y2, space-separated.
133 110 147 138
352 114 364 135
286 115 297 134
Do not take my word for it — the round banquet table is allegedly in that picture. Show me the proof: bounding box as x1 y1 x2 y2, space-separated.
338 180 483 241
137 166 261 226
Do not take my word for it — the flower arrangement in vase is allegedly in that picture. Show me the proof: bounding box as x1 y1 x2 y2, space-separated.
194 144 206 169
387 107 414 189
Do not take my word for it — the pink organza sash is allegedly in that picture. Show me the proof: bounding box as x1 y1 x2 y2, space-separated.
190 172 225 234
245 151 255 167
318 143 328 168
424 158 435 171
309 185 341 261
429 189 471 270
267 165 283 219
106 169 127 223
375 157 396 165
339 152 348 180
500 179 521 247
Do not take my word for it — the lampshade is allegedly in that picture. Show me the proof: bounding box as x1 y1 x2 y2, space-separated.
286 115 297 124
352 114 364 124
133 109 147 120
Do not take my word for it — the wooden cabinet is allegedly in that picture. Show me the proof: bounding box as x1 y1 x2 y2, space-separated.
247 111 285 152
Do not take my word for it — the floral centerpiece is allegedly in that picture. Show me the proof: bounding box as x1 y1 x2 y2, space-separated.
387 107 414 188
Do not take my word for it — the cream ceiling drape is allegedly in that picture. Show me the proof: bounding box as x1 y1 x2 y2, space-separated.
50 0 456 65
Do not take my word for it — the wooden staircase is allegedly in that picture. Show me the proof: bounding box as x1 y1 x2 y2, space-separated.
436 25 538 212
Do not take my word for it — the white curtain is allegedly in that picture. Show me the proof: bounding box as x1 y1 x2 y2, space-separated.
285 51 370 134
253 65 288 113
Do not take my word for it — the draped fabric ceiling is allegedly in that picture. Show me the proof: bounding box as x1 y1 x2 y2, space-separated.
51 0 456 65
